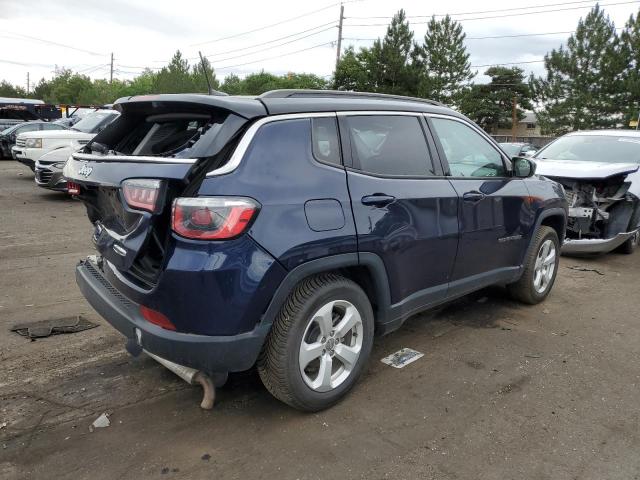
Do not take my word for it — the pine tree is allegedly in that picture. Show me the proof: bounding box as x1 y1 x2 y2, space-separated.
459 67 533 133
413 15 474 105
378 9 414 95
620 11 640 126
532 5 624 134
153 51 195 94
333 47 369 91
192 56 219 93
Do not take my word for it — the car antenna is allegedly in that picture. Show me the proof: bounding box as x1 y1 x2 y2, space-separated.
198 51 214 95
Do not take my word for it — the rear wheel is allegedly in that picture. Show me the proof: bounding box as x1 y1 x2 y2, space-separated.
616 230 638 255
257 274 374 412
508 226 560 304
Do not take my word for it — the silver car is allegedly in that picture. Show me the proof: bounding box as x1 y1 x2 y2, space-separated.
34 147 75 192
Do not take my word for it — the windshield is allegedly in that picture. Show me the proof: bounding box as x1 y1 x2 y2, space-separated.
500 143 521 156
72 112 117 133
535 135 640 164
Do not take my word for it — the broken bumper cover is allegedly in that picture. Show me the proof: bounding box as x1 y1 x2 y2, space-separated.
75 258 270 374
562 230 639 254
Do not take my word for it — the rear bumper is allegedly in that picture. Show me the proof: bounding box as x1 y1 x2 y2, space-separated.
562 230 638 254
76 258 270 374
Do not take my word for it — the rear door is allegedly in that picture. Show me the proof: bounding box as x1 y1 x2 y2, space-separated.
341 112 459 310
427 115 529 289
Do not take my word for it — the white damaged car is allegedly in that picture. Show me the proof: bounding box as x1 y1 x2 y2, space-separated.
533 130 640 255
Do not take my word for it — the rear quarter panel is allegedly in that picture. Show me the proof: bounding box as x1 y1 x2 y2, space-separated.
197 117 358 271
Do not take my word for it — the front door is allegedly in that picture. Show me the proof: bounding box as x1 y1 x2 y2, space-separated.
428 115 529 292
340 113 459 312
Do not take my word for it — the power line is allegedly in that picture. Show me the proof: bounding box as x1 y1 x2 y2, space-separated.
345 0 640 26
204 26 336 64
198 21 337 59
0 32 106 56
190 2 340 47
348 0 601 20
216 41 335 70
0 58 56 68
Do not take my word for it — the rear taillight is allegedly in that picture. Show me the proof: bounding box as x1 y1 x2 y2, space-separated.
67 181 80 195
122 179 162 212
171 197 259 240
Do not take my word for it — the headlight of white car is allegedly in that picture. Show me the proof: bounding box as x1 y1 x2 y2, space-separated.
25 138 42 148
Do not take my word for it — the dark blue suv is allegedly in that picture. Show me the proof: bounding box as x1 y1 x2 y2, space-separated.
65 90 567 411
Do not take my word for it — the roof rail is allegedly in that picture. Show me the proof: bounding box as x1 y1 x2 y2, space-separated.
259 89 444 107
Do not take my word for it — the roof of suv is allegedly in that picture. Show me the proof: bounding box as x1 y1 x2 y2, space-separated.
113 90 464 120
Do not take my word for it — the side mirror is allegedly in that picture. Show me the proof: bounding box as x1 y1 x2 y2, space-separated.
513 157 536 178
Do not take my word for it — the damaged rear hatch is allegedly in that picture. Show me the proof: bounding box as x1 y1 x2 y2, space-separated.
534 132 640 254
63 94 266 286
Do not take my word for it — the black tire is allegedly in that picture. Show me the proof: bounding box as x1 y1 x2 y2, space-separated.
508 226 560 305
257 273 374 412
616 231 638 255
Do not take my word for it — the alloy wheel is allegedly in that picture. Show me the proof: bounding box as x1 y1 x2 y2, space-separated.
533 239 556 294
298 300 363 392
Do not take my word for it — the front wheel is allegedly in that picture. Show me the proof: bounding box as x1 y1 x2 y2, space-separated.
508 226 560 304
257 274 374 412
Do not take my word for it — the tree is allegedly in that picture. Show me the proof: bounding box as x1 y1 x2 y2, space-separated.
0 81 28 98
532 5 625 134
378 10 414 94
334 10 416 94
152 51 195 94
333 47 369 90
218 71 328 95
620 11 640 126
412 15 474 105
459 67 533 133
192 56 219 93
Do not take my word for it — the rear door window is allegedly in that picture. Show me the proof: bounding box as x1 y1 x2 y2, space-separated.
344 115 436 176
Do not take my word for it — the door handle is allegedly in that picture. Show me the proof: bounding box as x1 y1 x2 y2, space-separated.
463 191 486 202
361 194 396 207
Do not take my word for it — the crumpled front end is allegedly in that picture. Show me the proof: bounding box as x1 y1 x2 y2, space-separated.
549 174 640 254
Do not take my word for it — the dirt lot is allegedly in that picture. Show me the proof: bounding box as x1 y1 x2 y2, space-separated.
1 160 639 480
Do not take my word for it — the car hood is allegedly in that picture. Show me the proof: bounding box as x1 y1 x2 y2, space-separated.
534 158 640 179
17 130 95 141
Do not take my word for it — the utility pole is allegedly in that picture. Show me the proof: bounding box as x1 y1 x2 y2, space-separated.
335 4 344 73
26 72 29 95
511 96 518 142
110 53 114 84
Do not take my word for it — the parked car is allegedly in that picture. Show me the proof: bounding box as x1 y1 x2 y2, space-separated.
0 121 67 159
64 90 567 411
534 130 640 255
499 142 538 157
34 146 75 192
12 109 119 171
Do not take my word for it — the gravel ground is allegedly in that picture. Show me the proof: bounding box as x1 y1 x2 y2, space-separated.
1 160 639 480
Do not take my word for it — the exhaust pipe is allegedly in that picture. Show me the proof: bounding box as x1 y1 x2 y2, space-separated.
144 350 215 410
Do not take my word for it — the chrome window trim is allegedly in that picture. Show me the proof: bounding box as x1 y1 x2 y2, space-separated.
72 152 197 164
206 112 336 178
337 110 423 117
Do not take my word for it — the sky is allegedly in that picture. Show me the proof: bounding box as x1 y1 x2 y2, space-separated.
0 0 639 91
